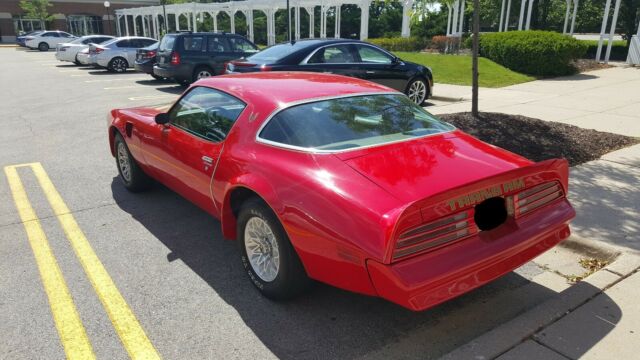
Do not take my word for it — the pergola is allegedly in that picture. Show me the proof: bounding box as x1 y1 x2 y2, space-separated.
114 0 416 45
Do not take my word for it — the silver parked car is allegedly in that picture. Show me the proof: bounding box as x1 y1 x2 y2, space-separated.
55 35 115 64
91 36 157 72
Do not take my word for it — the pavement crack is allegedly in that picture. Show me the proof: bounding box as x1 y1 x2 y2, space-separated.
0 201 118 229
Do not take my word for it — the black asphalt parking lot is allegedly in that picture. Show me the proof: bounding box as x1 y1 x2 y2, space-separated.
1 48 574 359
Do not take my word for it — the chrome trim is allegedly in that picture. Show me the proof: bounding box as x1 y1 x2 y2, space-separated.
300 42 400 65
254 92 456 155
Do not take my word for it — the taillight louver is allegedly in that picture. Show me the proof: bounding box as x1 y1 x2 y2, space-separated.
514 181 563 217
393 209 477 260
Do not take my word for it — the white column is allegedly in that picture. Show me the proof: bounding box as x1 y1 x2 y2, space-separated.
451 0 459 35
186 12 191 31
401 0 413 37
563 0 571 33
245 10 254 42
458 0 465 34
230 11 235 33
570 0 579 34
499 0 506 32
604 0 622 63
505 0 512 31
306 7 315 38
320 6 327 38
210 12 218 32
134 15 139 36
334 5 341 38
595 0 612 62
125 14 129 36
142 15 147 37
446 4 452 35
193 11 198 32
295 6 301 40
266 10 275 45
518 0 527 30
359 3 369 40
525 0 534 30
116 15 122 36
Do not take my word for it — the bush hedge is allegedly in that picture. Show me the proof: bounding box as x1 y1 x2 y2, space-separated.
366 37 428 52
478 31 587 76
581 40 628 61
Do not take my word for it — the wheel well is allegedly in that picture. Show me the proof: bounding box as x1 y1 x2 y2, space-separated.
222 187 264 240
109 126 120 156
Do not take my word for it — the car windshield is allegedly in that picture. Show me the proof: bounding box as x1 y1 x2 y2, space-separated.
159 35 176 52
259 94 455 151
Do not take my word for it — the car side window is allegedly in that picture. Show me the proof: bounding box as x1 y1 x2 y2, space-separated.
207 36 228 52
357 45 393 64
82 38 94 44
61 32 74 38
117 40 131 48
183 36 204 52
168 87 246 142
49 32 60 38
229 37 257 52
307 45 356 64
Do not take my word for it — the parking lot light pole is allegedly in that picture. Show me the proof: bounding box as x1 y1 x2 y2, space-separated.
104 1 112 35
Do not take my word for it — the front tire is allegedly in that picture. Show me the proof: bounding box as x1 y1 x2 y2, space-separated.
238 198 310 300
38 42 49 52
406 77 429 105
109 57 128 73
114 133 152 192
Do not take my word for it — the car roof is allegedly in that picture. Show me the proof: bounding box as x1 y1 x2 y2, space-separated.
194 72 395 107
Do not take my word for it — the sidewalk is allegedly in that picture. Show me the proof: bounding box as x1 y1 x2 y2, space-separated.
439 145 640 359
429 66 640 137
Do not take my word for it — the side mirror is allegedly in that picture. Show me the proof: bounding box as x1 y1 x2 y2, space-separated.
392 56 401 64
155 112 170 125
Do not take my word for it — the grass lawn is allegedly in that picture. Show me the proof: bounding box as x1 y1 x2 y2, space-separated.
394 52 535 88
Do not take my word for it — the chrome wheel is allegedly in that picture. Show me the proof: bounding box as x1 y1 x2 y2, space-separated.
408 79 427 104
111 58 127 72
244 217 280 282
196 70 212 79
117 142 132 183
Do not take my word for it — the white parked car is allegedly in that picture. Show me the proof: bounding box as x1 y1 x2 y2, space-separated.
91 36 157 72
25 30 76 51
55 35 114 64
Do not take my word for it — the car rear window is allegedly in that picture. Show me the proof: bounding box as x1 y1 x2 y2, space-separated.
259 94 454 152
246 42 310 62
159 35 176 52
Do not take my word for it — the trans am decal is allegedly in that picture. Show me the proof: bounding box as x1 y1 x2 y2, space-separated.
447 178 525 211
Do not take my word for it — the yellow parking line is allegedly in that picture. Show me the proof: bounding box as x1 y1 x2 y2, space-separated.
30 163 161 360
4 165 96 360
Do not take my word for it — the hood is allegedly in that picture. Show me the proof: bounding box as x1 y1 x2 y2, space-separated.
339 131 532 204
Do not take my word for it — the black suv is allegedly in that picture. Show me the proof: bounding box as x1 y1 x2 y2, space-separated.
154 32 259 85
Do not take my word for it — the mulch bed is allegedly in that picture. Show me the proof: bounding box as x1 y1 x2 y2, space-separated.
439 112 639 166
573 59 613 73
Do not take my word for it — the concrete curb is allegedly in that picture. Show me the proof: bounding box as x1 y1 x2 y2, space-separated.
430 95 468 102
439 253 640 360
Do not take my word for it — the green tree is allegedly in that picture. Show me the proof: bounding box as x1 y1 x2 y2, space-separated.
19 0 53 28
620 0 640 48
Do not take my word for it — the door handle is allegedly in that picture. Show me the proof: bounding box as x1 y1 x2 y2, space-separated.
202 156 213 164
366 70 376 74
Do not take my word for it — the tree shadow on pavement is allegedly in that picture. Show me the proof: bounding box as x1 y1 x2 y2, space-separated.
110 178 621 359
569 160 640 251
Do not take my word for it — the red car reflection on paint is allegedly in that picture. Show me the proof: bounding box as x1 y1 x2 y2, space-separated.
108 73 575 311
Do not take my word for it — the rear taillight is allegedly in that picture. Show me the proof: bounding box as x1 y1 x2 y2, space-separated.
170 51 180 65
393 209 478 260
510 181 564 218
93 47 104 54
147 50 156 58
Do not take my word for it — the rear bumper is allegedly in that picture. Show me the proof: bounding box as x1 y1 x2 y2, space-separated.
367 199 575 311
154 64 191 82
134 61 154 75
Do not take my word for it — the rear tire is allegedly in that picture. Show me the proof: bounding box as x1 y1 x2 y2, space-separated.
238 198 311 300
192 66 214 83
38 42 49 52
151 74 163 80
114 133 152 192
108 57 128 73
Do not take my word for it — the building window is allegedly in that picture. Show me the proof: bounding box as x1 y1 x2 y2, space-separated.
13 16 46 35
67 15 103 36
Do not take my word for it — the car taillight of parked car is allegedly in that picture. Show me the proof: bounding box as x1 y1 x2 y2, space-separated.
91 47 104 55
170 52 180 65
147 50 156 58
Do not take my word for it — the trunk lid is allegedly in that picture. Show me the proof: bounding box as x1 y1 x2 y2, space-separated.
340 131 533 204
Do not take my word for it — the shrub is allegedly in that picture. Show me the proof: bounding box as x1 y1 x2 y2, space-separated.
366 37 428 52
580 40 628 61
478 31 588 76
430 35 448 52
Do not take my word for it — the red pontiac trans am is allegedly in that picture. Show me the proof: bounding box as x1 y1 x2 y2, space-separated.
108 72 575 311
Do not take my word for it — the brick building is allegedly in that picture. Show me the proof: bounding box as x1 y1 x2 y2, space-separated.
0 0 158 42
